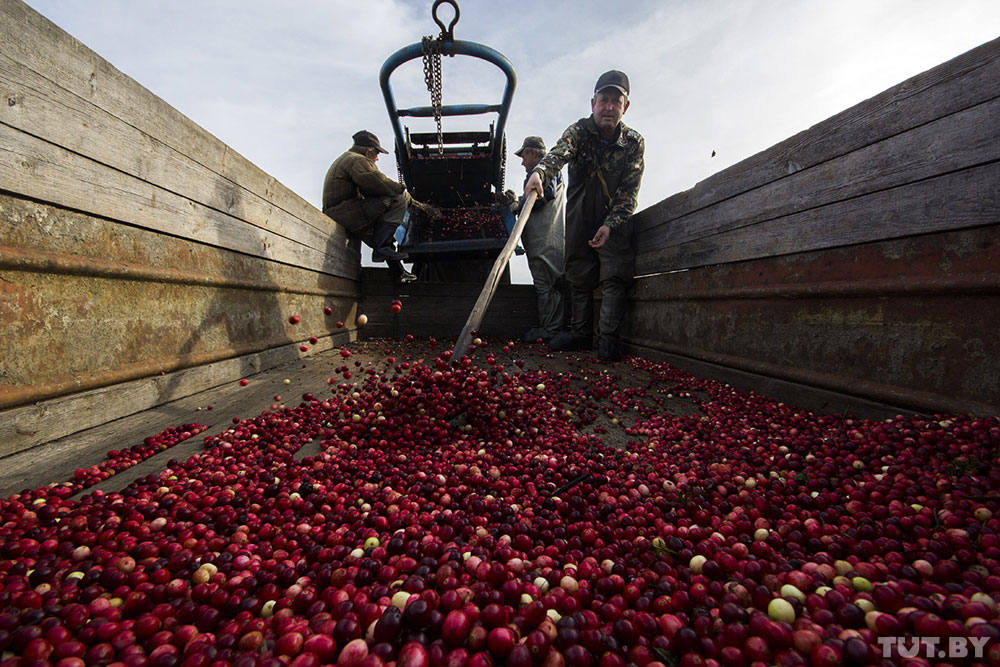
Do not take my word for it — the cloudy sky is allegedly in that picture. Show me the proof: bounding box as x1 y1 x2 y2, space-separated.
25 0 1000 282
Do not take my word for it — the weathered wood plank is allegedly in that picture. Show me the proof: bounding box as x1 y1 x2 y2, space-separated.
0 1 366 428
636 161 1000 274
638 96 1000 261
632 224 1000 300
633 37 1000 233
0 51 351 272
0 264 359 407
0 244 358 298
626 333 999 418
627 289 1000 417
0 332 353 462
0 123 356 276
0 193 361 411
0 0 333 243
626 226 1000 417
0 191 357 298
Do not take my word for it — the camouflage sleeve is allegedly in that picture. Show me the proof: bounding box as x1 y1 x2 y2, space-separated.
350 157 405 198
603 133 644 231
531 123 580 186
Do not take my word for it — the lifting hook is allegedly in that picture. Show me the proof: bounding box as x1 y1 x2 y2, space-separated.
432 0 460 41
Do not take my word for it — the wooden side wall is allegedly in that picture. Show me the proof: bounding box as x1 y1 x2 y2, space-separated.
0 0 359 456
628 37 1000 416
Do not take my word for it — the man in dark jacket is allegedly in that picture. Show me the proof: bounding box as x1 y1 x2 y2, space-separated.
524 70 644 361
322 130 438 283
510 136 567 344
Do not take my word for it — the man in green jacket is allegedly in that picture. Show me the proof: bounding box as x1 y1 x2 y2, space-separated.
524 70 644 361
322 130 437 283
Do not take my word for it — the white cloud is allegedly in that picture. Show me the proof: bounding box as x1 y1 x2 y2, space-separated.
24 0 1000 284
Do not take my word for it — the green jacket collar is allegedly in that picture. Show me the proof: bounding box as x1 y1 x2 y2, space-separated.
584 115 628 148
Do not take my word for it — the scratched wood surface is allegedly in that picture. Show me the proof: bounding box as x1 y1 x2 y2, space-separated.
0 0 354 277
633 37 1000 271
0 194 360 456
0 1 361 456
627 38 1000 416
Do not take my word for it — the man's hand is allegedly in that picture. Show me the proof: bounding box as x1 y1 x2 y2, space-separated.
502 189 517 212
524 171 544 198
497 189 518 212
588 225 611 249
415 200 442 219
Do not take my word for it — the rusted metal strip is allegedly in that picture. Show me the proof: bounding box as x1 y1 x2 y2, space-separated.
625 335 999 417
0 244 358 298
631 274 1000 301
0 334 344 410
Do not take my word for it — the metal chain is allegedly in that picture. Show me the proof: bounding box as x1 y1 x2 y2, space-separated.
421 36 444 156
499 135 506 191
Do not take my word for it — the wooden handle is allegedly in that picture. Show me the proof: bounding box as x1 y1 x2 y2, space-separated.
452 191 539 358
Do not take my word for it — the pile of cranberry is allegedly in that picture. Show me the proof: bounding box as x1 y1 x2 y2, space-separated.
1 341 998 667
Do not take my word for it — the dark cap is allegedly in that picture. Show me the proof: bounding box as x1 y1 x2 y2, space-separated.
352 130 389 154
594 70 629 96
514 136 546 157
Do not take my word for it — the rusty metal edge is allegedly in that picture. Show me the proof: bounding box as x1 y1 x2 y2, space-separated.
0 244 358 297
624 336 999 418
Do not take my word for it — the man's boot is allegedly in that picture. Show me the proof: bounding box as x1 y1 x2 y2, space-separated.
549 288 593 351
521 327 550 344
598 337 622 362
387 260 416 284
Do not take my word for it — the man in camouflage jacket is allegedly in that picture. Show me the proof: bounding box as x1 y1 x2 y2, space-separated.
524 70 644 361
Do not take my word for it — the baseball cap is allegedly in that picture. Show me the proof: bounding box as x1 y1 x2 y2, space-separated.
514 136 546 157
352 130 389 154
594 70 630 96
